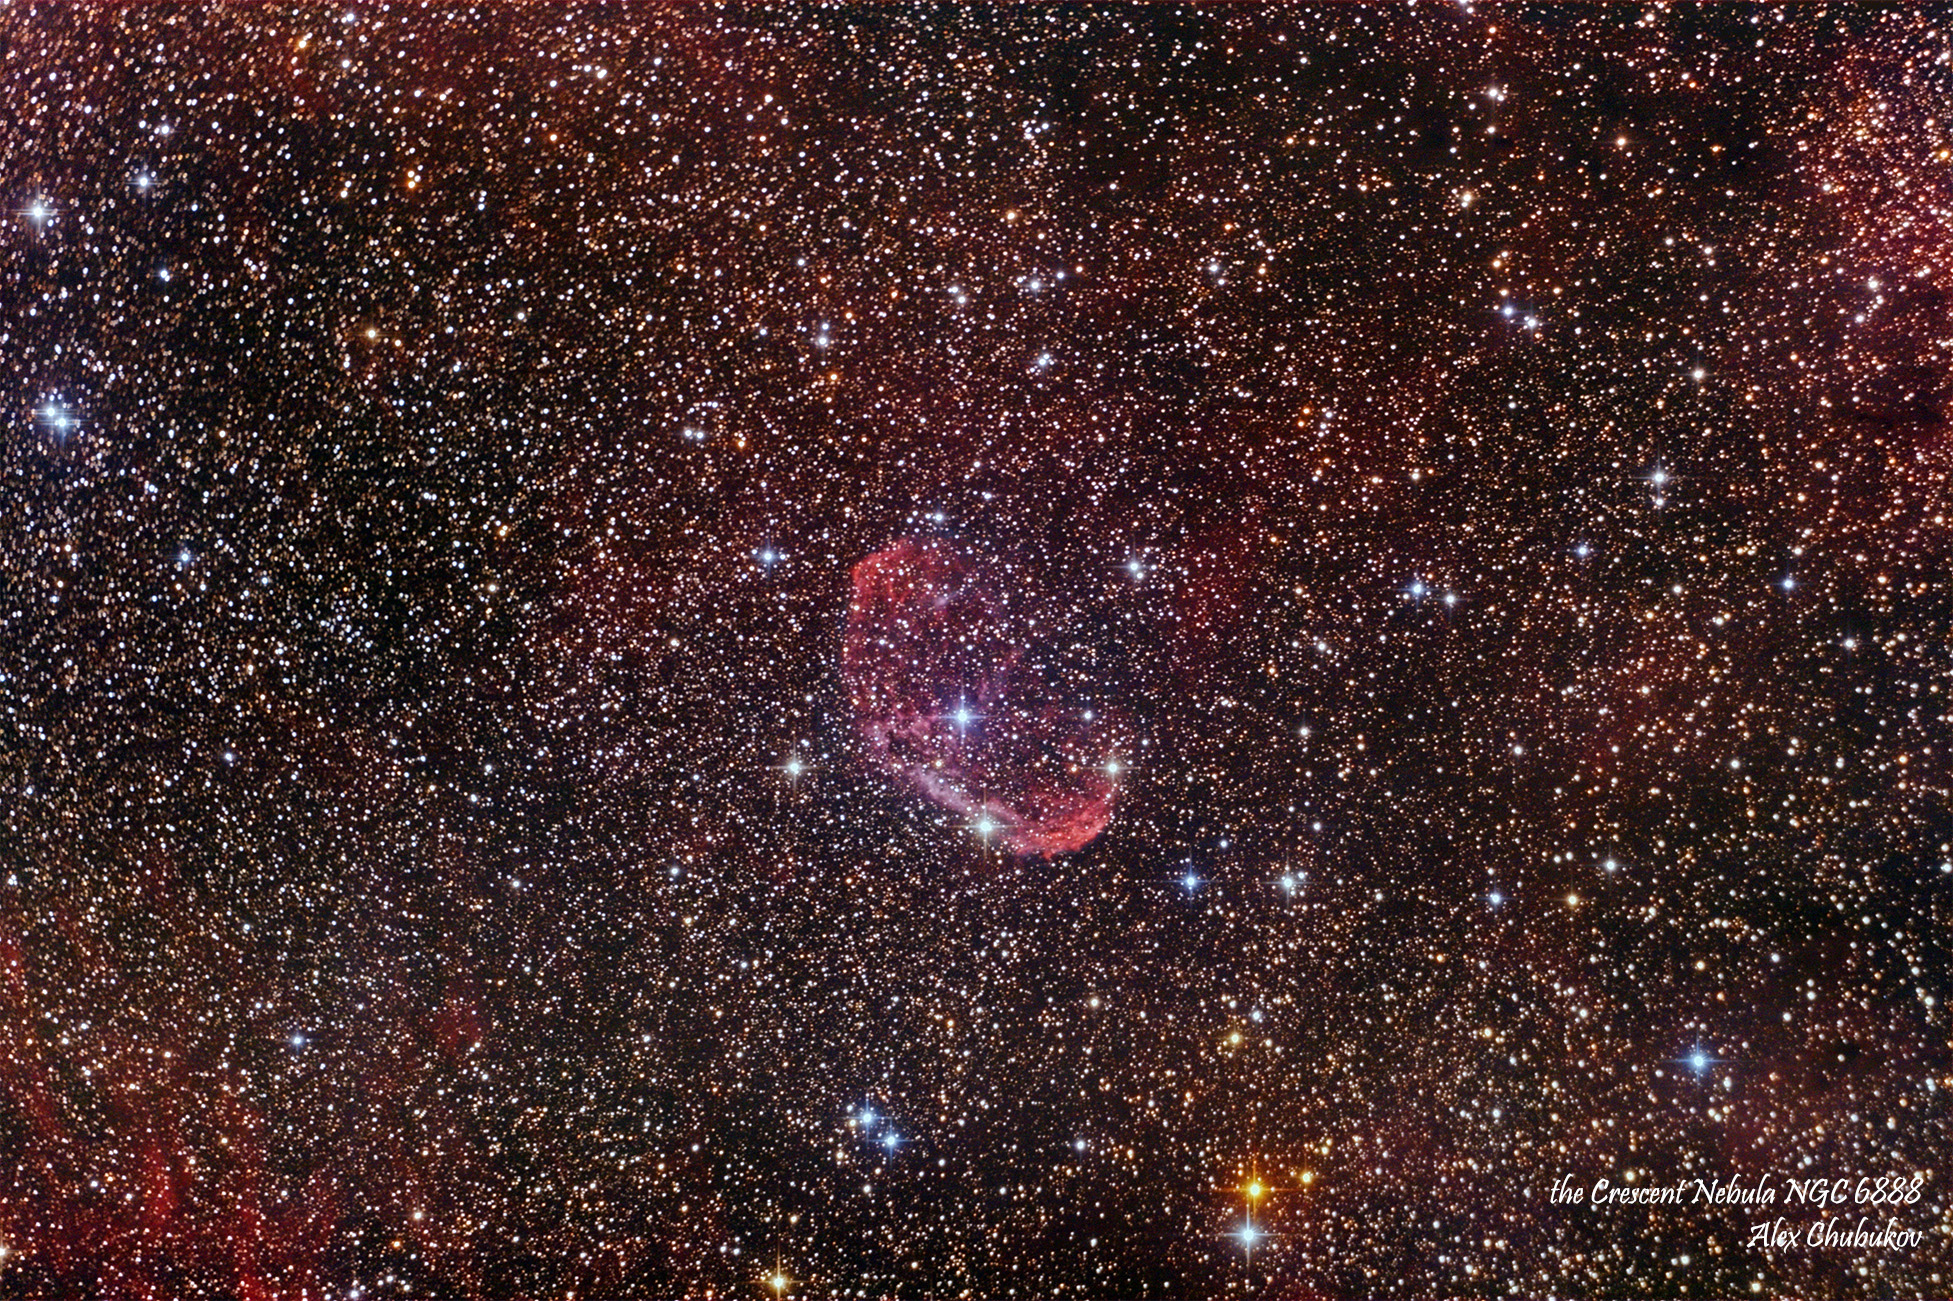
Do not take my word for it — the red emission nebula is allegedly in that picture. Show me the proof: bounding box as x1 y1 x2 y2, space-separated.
842 538 1126 856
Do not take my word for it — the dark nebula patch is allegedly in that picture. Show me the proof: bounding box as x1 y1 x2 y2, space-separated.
841 537 1126 856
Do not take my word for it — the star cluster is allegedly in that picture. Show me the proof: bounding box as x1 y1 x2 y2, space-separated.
1 5 1949 1297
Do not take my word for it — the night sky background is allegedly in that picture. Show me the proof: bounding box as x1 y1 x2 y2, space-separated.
2 4 1951 1297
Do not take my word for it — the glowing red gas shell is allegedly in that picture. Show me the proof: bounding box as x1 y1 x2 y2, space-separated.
842 538 1124 856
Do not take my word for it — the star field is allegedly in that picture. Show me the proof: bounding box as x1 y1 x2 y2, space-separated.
1 5 1950 1297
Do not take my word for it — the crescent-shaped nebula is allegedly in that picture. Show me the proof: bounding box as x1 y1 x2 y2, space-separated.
842 538 1126 856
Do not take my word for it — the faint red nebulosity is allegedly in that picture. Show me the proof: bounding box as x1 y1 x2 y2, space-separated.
0 888 339 1297
0 839 513 1297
